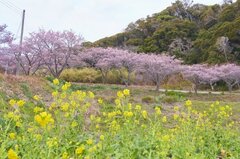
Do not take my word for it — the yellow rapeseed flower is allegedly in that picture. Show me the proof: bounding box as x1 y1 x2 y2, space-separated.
117 91 124 98
33 107 44 113
123 89 130 96
9 99 16 107
6 112 15 119
16 100 25 107
128 103 132 110
8 149 18 159
62 152 68 159
162 135 170 142
142 110 148 119
185 100 192 107
53 79 59 85
124 111 133 118
9 133 16 139
61 84 69 91
15 122 22 127
100 135 105 141
155 107 161 115
114 99 121 105
34 112 54 128
86 139 93 145
173 114 179 120
46 137 58 148
98 98 103 104
174 106 179 111
34 134 42 141
88 91 95 98
162 116 167 123
33 95 40 101
75 145 85 155
61 103 69 112
71 121 78 128
135 105 141 111
52 91 58 97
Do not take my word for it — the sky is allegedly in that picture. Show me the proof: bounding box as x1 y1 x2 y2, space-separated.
0 0 224 42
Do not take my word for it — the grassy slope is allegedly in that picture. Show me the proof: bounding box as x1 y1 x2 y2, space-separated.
0 74 239 121
71 82 240 121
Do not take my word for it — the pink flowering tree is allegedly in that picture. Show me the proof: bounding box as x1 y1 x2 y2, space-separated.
78 47 117 83
198 66 221 91
0 24 15 74
215 64 240 92
138 54 182 91
111 51 141 86
182 64 211 94
9 39 44 75
0 24 13 45
30 29 83 77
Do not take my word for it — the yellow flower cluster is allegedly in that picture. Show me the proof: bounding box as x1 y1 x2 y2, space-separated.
9 99 25 107
8 149 18 159
34 112 54 128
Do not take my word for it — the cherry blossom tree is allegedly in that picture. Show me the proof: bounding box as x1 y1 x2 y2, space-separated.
199 66 221 91
29 29 83 77
78 47 117 83
0 24 13 45
182 64 209 94
215 64 240 92
138 54 182 91
0 24 15 74
9 41 43 75
111 51 141 86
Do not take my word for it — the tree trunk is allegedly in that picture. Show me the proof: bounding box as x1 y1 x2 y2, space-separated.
192 84 198 94
127 72 131 86
210 83 215 91
227 83 232 93
155 83 160 91
4 63 9 75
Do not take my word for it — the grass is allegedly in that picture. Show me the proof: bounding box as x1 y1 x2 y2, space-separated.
20 83 33 99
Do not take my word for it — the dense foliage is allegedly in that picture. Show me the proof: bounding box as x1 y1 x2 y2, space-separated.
0 79 240 158
93 0 240 64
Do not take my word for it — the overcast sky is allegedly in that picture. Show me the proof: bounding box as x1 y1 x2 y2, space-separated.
1 0 224 42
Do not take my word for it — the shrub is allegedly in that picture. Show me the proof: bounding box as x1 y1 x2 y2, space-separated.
141 96 155 103
161 95 179 103
60 68 101 83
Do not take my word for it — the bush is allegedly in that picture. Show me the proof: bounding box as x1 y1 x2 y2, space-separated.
60 68 136 85
141 96 155 103
161 95 179 103
60 68 101 83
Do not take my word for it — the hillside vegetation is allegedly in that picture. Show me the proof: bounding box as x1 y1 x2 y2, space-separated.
92 0 240 64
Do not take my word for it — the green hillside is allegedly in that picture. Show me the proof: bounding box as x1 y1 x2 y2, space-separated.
90 0 240 64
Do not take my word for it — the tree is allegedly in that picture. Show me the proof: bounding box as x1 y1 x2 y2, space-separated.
0 24 13 45
182 64 209 94
202 66 221 91
215 64 240 92
110 51 141 86
29 29 83 77
170 0 194 21
215 36 233 62
79 47 118 83
138 54 182 91
0 24 14 74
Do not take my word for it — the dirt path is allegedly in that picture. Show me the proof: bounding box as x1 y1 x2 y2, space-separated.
72 82 240 95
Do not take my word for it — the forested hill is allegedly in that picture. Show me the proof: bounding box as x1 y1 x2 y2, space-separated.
89 0 240 64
